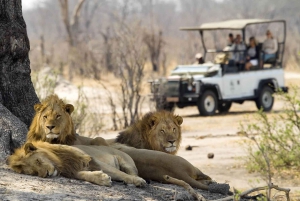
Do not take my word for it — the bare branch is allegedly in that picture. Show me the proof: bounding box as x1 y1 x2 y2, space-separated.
163 175 207 201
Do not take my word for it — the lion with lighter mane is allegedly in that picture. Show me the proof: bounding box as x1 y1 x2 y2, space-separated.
8 141 111 186
8 141 146 187
114 110 183 155
26 94 106 146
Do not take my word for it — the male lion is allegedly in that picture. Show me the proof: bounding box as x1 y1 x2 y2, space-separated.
26 94 106 146
111 144 213 191
8 141 146 187
114 110 183 155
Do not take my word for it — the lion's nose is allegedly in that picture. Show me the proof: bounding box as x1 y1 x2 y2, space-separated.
46 126 55 130
168 140 175 145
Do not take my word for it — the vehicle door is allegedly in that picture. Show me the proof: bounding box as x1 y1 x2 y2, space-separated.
222 72 242 99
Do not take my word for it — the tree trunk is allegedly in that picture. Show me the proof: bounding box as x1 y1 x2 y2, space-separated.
0 0 39 127
0 103 28 162
0 0 39 162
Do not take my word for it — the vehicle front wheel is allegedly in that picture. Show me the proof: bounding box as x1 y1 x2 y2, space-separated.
198 90 218 116
255 86 274 111
218 102 232 113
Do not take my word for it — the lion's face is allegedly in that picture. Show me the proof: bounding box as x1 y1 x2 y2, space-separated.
8 143 60 178
38 103 73 140
27 95 76 145
8 141 91 179
148 114 183 154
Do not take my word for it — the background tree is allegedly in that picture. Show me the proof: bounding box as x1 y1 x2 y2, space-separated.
58 0 86 80
0 0 39 162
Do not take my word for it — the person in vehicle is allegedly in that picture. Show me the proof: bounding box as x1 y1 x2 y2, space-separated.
262 30 278 62
245 37 259 70
227 33 235 46
231 34 246 69
194 53 204 64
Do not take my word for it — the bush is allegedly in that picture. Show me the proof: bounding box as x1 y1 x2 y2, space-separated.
241 87 300 178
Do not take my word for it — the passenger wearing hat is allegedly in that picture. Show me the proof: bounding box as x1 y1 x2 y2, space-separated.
194 53 204 64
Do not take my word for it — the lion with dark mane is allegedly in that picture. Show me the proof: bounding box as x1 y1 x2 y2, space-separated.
26 94 106 146
114 110 183 155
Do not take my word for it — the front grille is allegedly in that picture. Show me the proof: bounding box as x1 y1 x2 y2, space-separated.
165 81 179 96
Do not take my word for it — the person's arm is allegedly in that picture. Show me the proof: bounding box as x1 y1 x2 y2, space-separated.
272 39 278 53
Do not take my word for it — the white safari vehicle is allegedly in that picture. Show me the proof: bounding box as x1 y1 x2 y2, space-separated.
150 19 288 116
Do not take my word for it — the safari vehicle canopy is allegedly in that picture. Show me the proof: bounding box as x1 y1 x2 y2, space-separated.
180 19 286 68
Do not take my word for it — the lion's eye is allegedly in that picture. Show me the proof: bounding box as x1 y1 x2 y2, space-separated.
173 128 176 133
56 115 61 119
43 116 47 119
160 130 165 134
36 159 41 165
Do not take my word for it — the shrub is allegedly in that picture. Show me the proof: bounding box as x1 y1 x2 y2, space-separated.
241 87 300 178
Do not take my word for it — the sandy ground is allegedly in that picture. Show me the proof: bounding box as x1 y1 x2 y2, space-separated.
0 70 299 200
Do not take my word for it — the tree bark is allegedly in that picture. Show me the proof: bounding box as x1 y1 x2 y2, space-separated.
0 103 28 163
0 0 39 127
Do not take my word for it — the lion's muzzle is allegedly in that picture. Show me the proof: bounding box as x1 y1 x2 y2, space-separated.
165 146 177 153
46 134 59 139
47 169 58 177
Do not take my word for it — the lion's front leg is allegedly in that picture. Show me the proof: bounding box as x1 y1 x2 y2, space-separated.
75 171 112 186
90 158 146 187
115 155 138 176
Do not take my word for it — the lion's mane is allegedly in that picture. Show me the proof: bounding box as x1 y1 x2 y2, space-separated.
8 141 91 178
115 110 183 155
26 95 76 145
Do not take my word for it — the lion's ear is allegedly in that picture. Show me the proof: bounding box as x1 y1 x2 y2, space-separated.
24 143 37 154
175 116 183 125
149 116 158 127
34 103 43 112
65 104 74 114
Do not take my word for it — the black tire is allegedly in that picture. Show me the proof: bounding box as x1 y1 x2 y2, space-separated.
255 86 274 111
197 90 218 116
218 102 232 113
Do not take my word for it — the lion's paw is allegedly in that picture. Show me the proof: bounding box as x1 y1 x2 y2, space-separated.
94 171 112 187
132 176 147 187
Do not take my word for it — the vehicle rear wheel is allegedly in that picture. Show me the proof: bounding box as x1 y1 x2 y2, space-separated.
198 90 217 116
255 86 274 111
218 102 232 113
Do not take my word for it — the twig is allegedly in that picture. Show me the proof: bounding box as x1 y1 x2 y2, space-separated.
163 175 206 201
213 184 290 201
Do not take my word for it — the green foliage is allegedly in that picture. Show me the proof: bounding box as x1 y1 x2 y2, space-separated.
241 87 300 178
